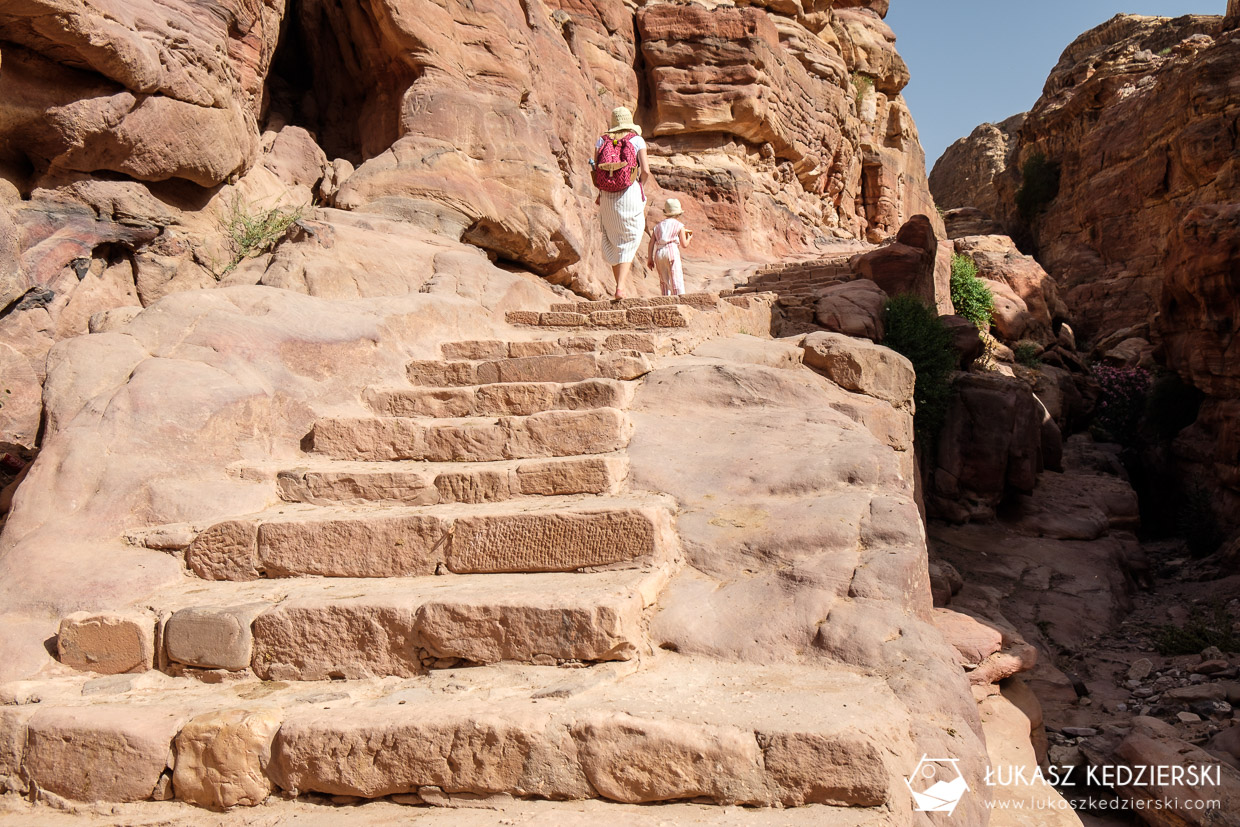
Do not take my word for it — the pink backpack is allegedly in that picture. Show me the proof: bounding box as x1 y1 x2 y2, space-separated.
593 133 638 192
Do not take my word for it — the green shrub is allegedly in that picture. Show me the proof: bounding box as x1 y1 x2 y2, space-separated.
949 254 994 331
1013 340 1042 368
882 295 956 443
1153 601 1237 655
1146 372 1204 440
1179 485 1224 559
852 74 874 108
1015 153 1061 222
219 197 304 276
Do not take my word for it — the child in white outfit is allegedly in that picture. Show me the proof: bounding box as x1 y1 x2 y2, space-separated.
647 198 693 296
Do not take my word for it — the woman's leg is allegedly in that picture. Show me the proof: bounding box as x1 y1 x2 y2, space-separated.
612 261 632 299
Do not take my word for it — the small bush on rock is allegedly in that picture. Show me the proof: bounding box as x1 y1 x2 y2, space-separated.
949 254 994 331
220 197 304 276
1013 340 1042 368
1154 601 1237 655
1015 153 1061 222
1092 364 1151 444
882 295 956 443
852 74 874 108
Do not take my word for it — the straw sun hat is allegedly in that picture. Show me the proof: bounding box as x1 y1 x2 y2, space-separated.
662 198 684 216
606 106 642 136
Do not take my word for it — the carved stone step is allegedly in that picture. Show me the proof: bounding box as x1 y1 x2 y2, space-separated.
276 454 629 506
310 407 632 462
364 377 634 418
183 494 675 580
406 351 651 386
5 658 907 810
139 567 674 678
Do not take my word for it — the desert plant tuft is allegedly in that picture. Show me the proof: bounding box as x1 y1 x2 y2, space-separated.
1013 340 1042 368
852 74 874 108
1015 153 1061 222
882 294 956 443
949 253 994 331
1153 601 1237 655
219 197 304 276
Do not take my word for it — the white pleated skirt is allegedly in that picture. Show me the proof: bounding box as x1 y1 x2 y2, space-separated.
598 183 645 265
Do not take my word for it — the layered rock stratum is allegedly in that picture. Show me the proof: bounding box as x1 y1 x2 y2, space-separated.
930 9 1240 526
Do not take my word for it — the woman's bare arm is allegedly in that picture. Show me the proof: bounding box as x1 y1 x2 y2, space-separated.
637 147 651 187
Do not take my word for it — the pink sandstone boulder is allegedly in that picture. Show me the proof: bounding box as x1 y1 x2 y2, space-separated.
850 215 951 312
814 279 888 342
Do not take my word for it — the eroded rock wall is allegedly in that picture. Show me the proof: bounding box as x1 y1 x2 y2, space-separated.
929 10 1240 526
0 0 943 457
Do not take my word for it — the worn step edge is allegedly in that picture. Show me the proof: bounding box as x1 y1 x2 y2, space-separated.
271 454 630 507
3 657 904 811
406 351 651 387
310 407 633 463
181 493 678 581
126 566 677 679
363 377 637 418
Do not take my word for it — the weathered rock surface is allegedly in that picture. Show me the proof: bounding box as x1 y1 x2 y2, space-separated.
0 1 280 187
849 214 952 314
929 11 1240 523
929 114 1025 225
628 347 989 823
1080 718 1240 827
813 279 888 341
929 372 1048 522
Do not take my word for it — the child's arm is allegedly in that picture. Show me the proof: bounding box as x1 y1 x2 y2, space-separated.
679 226 692 249
646 231 656 268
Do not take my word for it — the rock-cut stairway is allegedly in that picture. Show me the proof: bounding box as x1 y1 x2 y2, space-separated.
6 298 910 819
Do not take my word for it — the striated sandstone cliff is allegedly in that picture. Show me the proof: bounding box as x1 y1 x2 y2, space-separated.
0 0 941 456
929 9 1240 525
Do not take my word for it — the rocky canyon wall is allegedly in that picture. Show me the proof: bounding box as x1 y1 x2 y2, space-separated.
0 0 941 457
930 9 1240 526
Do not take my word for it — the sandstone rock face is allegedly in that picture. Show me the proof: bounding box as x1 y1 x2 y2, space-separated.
850 214 952 313
930 372 1048 522
932 434 1142 724
929 114 1025 224
801 331 914 409
0 0 947 456
0 1 280 186
0 287 995 822
953 234 1066 345
813 279 888 341
931 11 1240 524
1080 718 1240 827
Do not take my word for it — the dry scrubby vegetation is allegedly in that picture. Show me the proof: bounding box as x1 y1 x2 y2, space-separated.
851 73 874 108
218 198 305 277
882 295 955 444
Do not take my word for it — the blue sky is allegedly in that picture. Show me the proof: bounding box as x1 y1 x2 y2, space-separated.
885 1 1221 169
